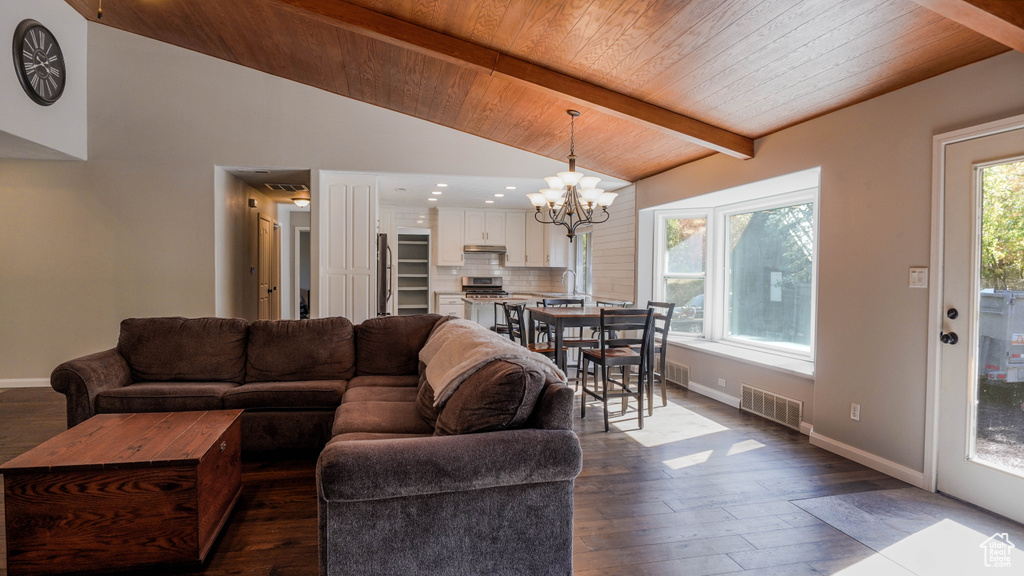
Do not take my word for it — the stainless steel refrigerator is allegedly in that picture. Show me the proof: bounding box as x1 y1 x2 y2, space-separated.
376 233 392 316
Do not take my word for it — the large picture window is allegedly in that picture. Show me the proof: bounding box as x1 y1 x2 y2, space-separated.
654 186 817 360
726 201 814 352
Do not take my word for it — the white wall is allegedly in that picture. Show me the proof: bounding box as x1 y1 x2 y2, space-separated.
0 0 86 160
0 21 574 379
638 50 1024 476
590 184 636 302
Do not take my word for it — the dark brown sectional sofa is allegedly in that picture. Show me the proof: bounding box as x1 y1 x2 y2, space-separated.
50 314 582 576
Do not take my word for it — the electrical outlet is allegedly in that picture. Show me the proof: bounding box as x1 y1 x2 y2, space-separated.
850 403 861 421
718 378 726 388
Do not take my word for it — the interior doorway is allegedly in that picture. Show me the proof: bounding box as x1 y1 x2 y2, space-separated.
295 227 311 319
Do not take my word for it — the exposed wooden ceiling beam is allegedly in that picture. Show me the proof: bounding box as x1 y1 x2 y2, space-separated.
908 0 1024 52
274 0 754 160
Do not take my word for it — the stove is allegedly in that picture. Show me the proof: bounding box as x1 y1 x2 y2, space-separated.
461 276 509 299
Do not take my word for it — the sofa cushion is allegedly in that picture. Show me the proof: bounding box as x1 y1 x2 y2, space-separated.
223 380 347 409
332 401 434 435
415 373 439 428
245 318 355 382
342 386 418 403
118 317 248 383
94 381 236 413
346 375 419 389
355 314 442 376
326 432 432 444
434 359 546 436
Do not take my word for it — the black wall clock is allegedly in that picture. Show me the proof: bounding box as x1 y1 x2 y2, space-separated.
12 19 66 106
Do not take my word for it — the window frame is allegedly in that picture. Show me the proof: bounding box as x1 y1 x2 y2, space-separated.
654 187 819 362
574 229 593 295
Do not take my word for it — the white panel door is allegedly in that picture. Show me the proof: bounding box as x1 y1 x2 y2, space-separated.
937 120 1024 524
319 171 378 324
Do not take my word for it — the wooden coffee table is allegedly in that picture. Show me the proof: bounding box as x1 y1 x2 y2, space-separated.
1 410 242 576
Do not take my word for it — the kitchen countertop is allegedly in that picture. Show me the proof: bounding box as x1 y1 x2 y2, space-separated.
521 292 633 306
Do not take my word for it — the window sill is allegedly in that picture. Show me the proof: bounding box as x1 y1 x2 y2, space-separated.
666 337 815 380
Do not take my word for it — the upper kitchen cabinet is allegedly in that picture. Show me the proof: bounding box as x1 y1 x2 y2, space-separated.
464 210 506 245
504 211 527 267
525 215 570 268
434 208 465 266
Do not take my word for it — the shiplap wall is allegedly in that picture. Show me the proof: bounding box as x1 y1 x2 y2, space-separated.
590 184 636 302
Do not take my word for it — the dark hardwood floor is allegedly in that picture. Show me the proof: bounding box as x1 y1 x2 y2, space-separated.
2 384 1023 575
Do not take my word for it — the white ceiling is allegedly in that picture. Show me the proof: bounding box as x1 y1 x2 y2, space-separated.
223 167 630 210
378 171 630 210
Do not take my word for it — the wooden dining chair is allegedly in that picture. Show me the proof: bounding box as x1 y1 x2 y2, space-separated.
502 302 558 359
580 308 655 432
645 301 676 410
542 298 598 383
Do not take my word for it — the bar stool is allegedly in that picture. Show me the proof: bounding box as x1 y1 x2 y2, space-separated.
645 301 676 410
502 302 559 359
543 298 598 384
580 308 655 431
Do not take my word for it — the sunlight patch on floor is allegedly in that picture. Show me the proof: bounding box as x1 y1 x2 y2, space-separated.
662 450 714 470
876 518 1024 575
726 438 765 455
611 401 729 447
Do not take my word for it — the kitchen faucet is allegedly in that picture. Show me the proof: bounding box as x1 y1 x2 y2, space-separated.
561 269 577 296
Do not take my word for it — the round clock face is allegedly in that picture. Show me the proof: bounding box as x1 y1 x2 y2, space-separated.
12 19 66 106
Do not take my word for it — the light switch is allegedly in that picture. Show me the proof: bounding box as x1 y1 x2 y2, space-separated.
909 267 928 288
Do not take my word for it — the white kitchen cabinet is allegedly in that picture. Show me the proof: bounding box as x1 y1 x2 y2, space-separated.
435 293 466 318
524 215 570 268
503 211 527 267
464 210 506 244
525 214 545 267
434 209 465 266
547 226 570 268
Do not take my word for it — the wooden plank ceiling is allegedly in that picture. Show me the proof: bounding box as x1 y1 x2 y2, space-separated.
65 0 1012 181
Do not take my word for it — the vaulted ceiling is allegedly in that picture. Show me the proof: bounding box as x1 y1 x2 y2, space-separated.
65 0 1022 182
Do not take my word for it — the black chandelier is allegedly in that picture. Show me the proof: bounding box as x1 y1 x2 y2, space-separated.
527 110 617 242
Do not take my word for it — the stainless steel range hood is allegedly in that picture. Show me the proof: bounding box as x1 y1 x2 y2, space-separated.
463 245 507 254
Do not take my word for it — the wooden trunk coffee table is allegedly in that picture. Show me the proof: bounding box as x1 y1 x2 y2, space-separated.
1 410 242 576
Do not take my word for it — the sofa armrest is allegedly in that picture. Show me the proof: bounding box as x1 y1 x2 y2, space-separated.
317 428 582 502
50 348 133 428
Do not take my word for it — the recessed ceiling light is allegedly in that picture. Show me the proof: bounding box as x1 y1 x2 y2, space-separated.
432 191 442 195
505 186 516 190
428 198 438 202
494 193 504 197
436 183 448 187
485 200 495 204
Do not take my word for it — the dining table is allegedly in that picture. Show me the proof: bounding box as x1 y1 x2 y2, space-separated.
525 305 659 373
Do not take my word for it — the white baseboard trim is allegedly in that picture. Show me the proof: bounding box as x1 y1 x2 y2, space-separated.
799 421 812 436
685 380 740 408
810 430 927 489
0 378 49 389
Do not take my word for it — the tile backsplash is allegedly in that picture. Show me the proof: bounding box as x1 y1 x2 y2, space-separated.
432 252 568 294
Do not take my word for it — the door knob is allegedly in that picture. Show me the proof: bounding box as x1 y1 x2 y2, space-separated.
947 308 959 320
940 331 959 345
